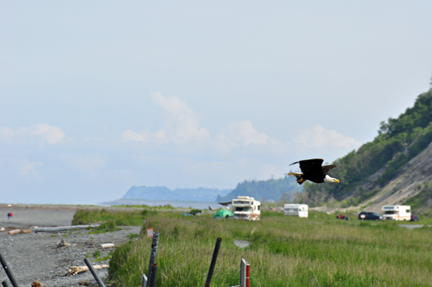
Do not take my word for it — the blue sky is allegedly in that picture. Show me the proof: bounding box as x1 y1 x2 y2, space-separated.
1 1 432 204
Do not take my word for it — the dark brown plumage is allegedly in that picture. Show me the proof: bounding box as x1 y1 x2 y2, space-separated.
288 158 339 185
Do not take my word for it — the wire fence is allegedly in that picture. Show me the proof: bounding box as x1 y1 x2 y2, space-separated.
141 233 250 287
1 232 250 287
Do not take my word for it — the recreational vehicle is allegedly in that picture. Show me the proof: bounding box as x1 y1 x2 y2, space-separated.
284 204 308 218
382 205 411 221
232 196 261 221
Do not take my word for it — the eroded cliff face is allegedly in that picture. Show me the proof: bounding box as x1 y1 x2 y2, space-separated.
363 141 432 213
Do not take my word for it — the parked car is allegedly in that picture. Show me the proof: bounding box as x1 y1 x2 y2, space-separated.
410 214 419 222
358 212 384 221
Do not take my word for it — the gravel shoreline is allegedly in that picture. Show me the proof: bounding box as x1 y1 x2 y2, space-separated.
0 204 141 287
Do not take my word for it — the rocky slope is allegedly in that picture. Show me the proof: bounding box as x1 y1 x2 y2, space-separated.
362 140 432 213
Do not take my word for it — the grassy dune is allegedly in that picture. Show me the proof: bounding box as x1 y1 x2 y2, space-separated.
74 209 432 287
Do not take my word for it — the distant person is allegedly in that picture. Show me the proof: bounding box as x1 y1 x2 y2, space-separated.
8 212 13 219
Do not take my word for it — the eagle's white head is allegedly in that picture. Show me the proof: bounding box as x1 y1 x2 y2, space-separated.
324 175 340 183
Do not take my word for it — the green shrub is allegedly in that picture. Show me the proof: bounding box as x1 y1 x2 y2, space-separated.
89 221 121 234
93 250 101 258
73 208 152 226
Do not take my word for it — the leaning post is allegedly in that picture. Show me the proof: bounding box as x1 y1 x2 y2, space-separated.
205 237 222 287
84 258 106 287
0 252 19 287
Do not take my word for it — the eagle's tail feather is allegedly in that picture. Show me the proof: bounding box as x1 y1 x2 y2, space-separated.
287 172 306 185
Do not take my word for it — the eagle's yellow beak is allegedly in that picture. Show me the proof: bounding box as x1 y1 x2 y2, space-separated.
334 179 340 183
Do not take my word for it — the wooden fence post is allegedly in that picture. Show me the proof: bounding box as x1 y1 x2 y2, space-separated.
204 237 222 287
146 232 159 287
0 252 19 287
148 264 157 287
84 258 106 287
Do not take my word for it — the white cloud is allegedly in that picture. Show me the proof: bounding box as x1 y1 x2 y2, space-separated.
121 95 274 155
225 121 268 145
0 124 66 145
121 92 276 158
121 129 149 143
121 128 168 144
20 160 41 179
214 121 270 153
27 124 66 144
122 93 209 144
152 93 210 143
295 124 361 149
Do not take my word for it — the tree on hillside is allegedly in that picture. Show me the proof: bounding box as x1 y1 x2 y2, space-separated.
300 88 432 207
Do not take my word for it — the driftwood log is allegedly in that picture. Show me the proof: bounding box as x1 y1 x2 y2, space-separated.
100 243 115 249
8 229 32 235
33 224 100 233
67 264 109 275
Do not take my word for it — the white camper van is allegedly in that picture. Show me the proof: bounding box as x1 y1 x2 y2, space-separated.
232 196 261 221
284 204 308 218
382 205 411 221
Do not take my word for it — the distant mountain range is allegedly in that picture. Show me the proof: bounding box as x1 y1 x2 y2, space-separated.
218 176 302 202
123 175 303 203
122 186 232 202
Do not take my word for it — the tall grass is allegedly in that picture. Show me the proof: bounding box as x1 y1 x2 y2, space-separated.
75 209 432 286
72 208 155 226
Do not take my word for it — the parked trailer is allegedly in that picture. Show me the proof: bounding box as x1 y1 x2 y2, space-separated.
382 205 411 221
284 204 308 218
232 196 261 221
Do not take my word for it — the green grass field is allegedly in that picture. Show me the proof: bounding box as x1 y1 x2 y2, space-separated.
74 209 432 287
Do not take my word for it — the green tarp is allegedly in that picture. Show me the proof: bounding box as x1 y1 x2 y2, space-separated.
213 209 234 218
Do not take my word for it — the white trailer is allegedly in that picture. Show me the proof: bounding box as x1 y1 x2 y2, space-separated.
382 205 411 221
232 196 261 221
284 204 308 218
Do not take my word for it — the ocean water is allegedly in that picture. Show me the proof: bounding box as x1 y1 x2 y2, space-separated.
100 199 223 210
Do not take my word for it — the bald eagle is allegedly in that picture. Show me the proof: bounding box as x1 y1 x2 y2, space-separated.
288 158 340 185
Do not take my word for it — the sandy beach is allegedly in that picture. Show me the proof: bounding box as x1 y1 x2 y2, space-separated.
0 205 77 228
0 204 141 287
